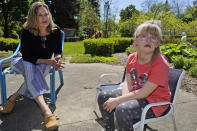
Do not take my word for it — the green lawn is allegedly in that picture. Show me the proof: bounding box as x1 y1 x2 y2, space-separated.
63 41 85 56
62 41 118 63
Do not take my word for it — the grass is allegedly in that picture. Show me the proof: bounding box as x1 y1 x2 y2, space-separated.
63 41 85 56
63 41 118 63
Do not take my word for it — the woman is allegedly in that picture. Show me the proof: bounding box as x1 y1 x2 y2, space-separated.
98 21 171 131
0 2 64 130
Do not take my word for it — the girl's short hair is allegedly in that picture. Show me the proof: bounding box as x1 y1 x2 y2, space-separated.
23 2 55 36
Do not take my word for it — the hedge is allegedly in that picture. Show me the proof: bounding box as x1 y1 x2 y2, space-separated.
0 37 19 52
83 37 133 56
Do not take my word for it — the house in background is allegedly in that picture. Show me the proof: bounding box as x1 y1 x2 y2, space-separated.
63 28 80 42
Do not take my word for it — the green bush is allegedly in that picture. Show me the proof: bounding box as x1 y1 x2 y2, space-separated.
172 55 184 69
113 38 133 53
162 35 181 45
161 43 197 63
10 30 19 39
172 56 195 70
125 45 136 56
187 37 197 47
0 38 19 51
83 37 132 56
183 58 196 70
84 38 114 56
188 65 197 78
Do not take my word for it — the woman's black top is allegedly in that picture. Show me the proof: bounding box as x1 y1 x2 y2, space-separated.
21 28 62 65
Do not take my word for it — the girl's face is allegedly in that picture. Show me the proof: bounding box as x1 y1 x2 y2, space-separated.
134 33 160 54
37 7 50 29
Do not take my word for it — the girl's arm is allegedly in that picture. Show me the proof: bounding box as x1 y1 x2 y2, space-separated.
122 76 130 95
117 81 158 104
103 81 158 113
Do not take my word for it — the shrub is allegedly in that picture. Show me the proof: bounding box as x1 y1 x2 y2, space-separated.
172 55 195 70
172 55 184 69
161 43 197 63
125 45 136 56
183 58 195 70
0 38 19 51
188 65 197 78
113 38 133 53
83 37 133 56
84 38 114 56
187 37 197 47
162 35 181 45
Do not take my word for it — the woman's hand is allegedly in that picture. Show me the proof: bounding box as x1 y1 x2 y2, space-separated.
48 58 65 71
103 97 120 113
54 55 61 63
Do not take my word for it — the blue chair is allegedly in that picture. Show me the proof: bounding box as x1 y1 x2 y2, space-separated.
0 30 65 105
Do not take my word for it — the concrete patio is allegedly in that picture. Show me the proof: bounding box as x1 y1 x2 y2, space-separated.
0 62 197 131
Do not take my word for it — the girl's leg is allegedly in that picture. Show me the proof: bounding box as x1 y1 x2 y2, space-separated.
115 99 155 131
98 89 122 130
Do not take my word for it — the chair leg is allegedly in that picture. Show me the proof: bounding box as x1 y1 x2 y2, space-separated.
0 73 5 105
171 108 178 131
93 90 99 113
58 70 64 85
2 73 7 104
50 68 56 105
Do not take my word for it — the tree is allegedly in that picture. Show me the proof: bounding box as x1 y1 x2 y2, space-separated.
45 0 80 28
170 0 185 17
141 0 157 12
119 4 139 21
88 0 100 17
181 5 197 23
150 2 171 13
78 0 101 39
0 0 37 38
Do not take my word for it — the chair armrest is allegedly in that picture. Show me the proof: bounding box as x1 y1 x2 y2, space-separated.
138 101 173 130
141 101 172 118
98 73 120 87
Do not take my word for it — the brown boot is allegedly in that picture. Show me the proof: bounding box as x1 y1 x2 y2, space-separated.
0 100 15 114
44 114 59 131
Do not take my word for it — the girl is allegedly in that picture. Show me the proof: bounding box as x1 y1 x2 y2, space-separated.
98 21 171 131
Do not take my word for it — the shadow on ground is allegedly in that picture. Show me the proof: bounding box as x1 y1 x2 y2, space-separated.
0 84 63 131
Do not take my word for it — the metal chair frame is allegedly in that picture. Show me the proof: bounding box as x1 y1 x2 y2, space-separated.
95 68 185 131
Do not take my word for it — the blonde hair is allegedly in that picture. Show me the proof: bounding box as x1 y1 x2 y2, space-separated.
23 2 55 36
134 21 162 65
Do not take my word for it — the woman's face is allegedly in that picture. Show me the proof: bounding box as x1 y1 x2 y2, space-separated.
134 33 160 54
37 7 50 29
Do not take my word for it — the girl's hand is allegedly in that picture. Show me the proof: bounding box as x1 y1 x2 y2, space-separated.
103 97 119 113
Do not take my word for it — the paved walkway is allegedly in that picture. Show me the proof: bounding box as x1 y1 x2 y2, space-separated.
0 63 197 131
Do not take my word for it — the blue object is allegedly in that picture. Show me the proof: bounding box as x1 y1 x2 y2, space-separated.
0 30 65 105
